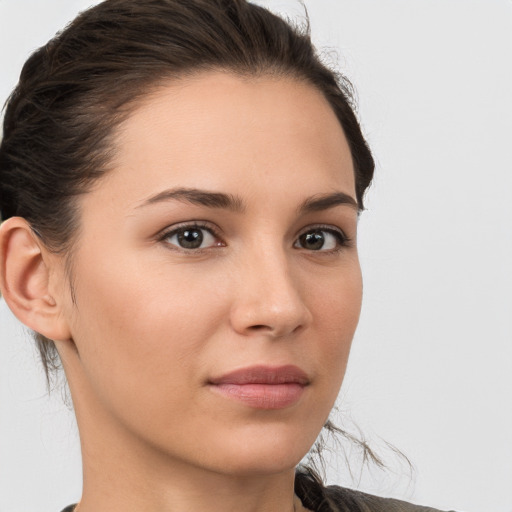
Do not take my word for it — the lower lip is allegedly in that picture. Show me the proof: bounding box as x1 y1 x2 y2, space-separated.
210 383 305 409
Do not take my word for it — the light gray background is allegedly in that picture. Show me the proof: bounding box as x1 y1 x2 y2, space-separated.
1 1 511 511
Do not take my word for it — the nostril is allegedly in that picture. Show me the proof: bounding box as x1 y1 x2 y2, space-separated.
248 325 269 331
246 323 304 336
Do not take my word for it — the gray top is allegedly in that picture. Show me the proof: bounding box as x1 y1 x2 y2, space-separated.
60 488 458 512
323 486 458 512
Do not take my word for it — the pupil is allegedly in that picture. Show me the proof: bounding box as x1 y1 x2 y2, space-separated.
301 231 324 250
178 229 203 249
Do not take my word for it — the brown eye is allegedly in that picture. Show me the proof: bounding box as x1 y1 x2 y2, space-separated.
176 228 204 249
294 229 345 251
163 225 221 250
298 231 325 250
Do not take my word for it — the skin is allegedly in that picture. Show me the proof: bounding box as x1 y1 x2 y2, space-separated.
0 72 362 512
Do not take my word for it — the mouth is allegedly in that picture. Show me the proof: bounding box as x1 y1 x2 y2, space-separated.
208 365 310 410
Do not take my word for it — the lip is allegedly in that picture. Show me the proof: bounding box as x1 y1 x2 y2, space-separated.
208 365 309 409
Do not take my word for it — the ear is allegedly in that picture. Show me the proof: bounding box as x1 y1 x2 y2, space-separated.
0 217 72 341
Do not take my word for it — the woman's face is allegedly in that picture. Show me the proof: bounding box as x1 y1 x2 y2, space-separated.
57 71 362 477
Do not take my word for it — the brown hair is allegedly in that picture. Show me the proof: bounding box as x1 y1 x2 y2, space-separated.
0 1 376 507
0 0 374 376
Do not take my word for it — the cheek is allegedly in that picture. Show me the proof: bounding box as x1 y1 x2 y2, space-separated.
312 259 362 330
68 251 230 406
308 263 362 387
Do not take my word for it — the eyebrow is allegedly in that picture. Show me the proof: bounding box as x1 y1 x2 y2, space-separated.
297 192 359 214
137 187 245 213
137 187 358 214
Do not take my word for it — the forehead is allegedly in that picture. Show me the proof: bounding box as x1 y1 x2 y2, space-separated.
91 71 355 211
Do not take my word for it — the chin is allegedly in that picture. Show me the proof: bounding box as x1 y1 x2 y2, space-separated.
194 423 318 477
211 452 303 477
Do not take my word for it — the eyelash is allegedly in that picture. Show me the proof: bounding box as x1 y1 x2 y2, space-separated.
157 222 352 254
157 222 224 253
295 224 352 253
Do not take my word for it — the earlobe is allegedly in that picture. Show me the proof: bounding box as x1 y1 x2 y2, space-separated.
0 217 71 341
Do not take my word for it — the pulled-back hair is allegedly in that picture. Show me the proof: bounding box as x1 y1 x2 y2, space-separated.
0 1 376 507
1 0 374 374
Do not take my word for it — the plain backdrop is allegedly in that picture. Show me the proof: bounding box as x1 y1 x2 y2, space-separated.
1 1 511 511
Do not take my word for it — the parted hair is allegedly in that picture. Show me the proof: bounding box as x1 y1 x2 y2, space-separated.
0 1 375 509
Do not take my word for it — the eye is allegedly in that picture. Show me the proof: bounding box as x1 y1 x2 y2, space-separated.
294 228 348 252
160 223 223 250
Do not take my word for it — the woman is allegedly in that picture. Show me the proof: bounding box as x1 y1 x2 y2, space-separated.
0 1 458 511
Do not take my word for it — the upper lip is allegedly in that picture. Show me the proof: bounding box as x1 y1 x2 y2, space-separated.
208 365 310 386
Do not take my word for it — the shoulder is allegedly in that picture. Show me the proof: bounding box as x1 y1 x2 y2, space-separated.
323 485 459 512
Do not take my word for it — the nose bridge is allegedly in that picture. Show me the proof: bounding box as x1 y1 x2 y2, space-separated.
230 241 312 337
253 246 296 302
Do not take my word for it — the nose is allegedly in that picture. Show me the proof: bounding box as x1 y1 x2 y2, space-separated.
229 250 313 339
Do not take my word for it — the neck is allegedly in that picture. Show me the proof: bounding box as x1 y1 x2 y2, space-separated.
78 451 301 512
71 388 304 512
